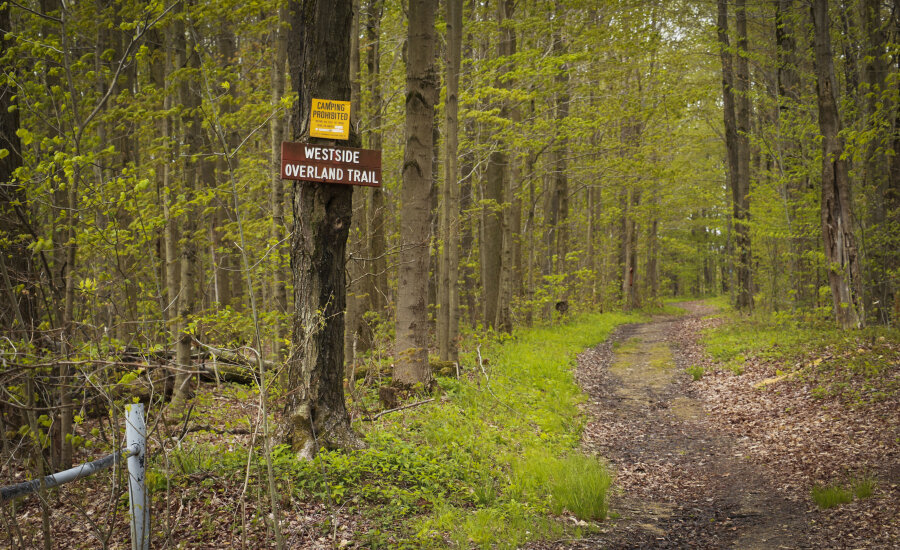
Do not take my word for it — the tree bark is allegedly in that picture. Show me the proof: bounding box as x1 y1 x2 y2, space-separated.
553 22 569 293
621 185 640 311
733 0 753 311
282 0 364 457
438 0 462 361
811 0 865 328
495 0 516 333
212 26 240 311
859 0 893 322
171 8 202 411
345 0 368 367
0 2 36 335
270 1 289 360
393 0 437 389
718 0 752 312
365 0 387 317
774 0 808 308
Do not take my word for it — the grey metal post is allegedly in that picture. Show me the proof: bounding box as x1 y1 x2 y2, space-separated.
125 403 149 550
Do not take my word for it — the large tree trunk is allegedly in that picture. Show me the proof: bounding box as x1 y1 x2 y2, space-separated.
393 0 437 389
811 0 865 328
438 0 462 361
282 0 364 457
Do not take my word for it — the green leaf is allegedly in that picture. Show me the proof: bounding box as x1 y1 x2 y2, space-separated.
15 128 32 146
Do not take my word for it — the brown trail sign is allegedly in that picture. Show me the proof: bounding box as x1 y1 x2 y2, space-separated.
281 142 382 187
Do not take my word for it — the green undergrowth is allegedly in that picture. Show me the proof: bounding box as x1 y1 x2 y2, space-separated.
147 311 644 547
288 311 643 548
702 305 899 406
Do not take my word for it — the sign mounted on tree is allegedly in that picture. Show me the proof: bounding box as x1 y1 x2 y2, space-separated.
281 142 382 187
310 98 351 140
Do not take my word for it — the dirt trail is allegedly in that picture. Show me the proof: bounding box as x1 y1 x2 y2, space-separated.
548 302 809 549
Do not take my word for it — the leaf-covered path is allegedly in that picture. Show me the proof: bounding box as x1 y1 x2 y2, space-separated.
542 302 809 548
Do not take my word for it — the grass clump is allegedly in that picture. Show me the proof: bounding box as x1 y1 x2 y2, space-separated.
812 484 853 510
548 454 611 520
811 483 853 509
810 477 877 509
812 477 876 510
852 477 876 499
685 364 704 381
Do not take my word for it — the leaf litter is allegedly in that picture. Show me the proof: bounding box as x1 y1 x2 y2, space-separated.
530 301 897 549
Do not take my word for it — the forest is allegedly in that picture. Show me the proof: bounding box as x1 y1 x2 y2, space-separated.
1 0 898 548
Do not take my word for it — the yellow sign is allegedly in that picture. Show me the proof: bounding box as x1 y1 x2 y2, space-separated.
310 98 351 140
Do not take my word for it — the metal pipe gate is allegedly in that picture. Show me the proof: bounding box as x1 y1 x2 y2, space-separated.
1 403 149 550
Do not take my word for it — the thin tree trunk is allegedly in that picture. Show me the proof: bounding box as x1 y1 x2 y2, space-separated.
775 0 806 309
553 22 569 291
494 0 516 333
58 4 80 469
621 186 640 310
365 0 387 317
717 0 742 310
439 0 462 361
270 3 289 359
733 0 753 311
159 23 181 396
460 134 476 327
859 0 892 322
345 0 367 367
394 0 437 389
811 0 865 328
172 8 201 411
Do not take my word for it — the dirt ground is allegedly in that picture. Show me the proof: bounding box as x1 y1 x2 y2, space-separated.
531 301 897 549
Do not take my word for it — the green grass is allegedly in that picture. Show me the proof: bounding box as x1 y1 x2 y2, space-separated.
685 364 704 381
150 310 646 547
811 484 853 509
701 306 899 405
547 454 611 520
810 478 875 510
852 477 876 499
287 310 645 548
